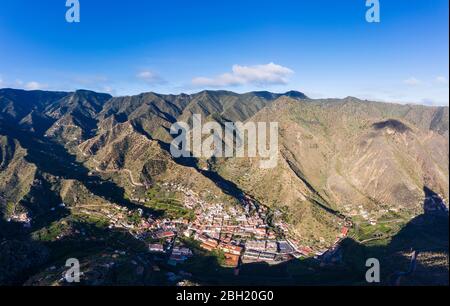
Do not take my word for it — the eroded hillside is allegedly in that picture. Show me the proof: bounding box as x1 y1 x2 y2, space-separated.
0 88 448 285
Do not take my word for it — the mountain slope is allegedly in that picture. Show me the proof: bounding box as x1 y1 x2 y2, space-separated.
216 97 448 234
0 88 448 285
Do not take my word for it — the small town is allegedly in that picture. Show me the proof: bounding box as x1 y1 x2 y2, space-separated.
92 182 351 273
10 177 446 285
5 179 352 280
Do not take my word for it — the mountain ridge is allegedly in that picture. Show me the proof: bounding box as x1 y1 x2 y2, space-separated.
0 87 448 285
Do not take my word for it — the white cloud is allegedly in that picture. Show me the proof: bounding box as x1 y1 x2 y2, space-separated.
435 76 449 85
403 77 421 86
25 81 47 90
137 70 165 84
192 62 294 87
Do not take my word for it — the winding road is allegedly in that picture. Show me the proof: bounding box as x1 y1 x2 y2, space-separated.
94 166 144 187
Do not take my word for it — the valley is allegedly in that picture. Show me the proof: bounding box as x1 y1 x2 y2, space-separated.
0 88 448 285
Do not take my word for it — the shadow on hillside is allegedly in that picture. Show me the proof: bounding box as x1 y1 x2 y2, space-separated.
157 140 246 200
372 119 411 133
0 122 161 284
2 129 448 287
388 187 448 254
177 186 449 286
20 171 70 230
6 221 152 286
0 213 50 285
64 186 445 286
338 187 448 285
0 123 160 223
0 211 27 240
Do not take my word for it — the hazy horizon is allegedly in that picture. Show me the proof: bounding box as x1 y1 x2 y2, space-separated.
1 85 448 109
0 0 448 106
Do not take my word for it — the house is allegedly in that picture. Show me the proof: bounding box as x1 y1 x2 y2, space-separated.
341 227 349 237
183 229 193 238
292 252 304 258
196 234 209 243
259 252 276 261
200 243 216 252
168 254 188 266
299 246 313 256
220 234 232 244
243 250 260 259
246 240 266 251
199 237 219 252
209 232 220 240
223 253 240 267
169 254 186 261
149 244 165 253
267 232 276 239
254 227 267 237
265 241 278 253
156 231 176 239
172 247 193 257
219 243 243 256
277 241 294 254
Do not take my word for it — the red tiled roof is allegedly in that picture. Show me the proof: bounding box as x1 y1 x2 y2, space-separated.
341 227 349 236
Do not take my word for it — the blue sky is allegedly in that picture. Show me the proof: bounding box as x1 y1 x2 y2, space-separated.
0 0 448 105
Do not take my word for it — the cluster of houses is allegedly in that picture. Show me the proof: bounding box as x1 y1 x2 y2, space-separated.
192 234 243 267
106 208 147 230
161 182 214 210
243 240 292 262
164 184 344 267
7 212 32 228
168 246 194 266
65 181 352 271
147 231 194 266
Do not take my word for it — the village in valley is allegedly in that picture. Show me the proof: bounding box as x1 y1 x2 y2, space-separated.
6 177 352 284
97 181 351 275
13 174 449 285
